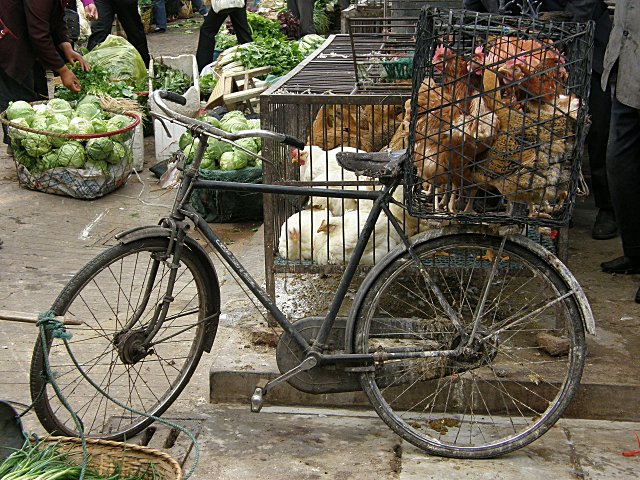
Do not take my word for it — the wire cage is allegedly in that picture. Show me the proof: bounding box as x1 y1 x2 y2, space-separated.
1 100 139 199
259 35 429 307
346 2 467 92
403 7 594 227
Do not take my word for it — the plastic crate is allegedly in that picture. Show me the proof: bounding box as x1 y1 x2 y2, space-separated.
149 55 200 161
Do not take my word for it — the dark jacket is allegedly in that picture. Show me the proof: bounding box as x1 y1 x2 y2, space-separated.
462 0 611 73
0 0 69 83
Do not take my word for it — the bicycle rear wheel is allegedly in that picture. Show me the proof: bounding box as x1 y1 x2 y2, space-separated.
351 233 586 458
30 237 220 440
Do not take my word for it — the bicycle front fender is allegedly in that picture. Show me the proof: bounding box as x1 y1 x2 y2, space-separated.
115 225 222 352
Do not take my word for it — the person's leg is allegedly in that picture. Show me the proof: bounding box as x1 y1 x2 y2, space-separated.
114 0 151 66
88 0 115 50
0 69 37 145
602 87 640 272
297 0 316 36
228 6 252 45
588 71 616 239
196 11 228 71
153 0 167 30
191 0 208 16
287 0 300 18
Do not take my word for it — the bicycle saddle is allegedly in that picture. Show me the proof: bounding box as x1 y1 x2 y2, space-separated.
336 149 406 179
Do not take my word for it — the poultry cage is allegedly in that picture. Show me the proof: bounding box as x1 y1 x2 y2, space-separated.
261 35 419 303
403 7 594 228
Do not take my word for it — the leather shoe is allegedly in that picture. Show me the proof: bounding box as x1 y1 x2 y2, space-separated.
152 27 166 33
636 287 640 304
592 208 617 240
601 256 640 274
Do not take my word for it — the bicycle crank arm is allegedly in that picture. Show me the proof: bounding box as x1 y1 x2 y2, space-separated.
250 356 318 412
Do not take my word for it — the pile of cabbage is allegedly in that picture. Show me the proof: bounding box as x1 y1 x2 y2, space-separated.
5 97 134 174
178 111 262 171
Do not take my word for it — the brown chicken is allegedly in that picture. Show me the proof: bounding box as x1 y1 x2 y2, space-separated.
387 45 498 211
472 69 581 217
484 35 568 107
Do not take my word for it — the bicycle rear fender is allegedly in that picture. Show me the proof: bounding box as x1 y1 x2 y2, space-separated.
115 225 222 353
344 224 596 354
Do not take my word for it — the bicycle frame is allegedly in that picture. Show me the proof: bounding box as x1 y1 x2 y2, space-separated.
141 92 493 370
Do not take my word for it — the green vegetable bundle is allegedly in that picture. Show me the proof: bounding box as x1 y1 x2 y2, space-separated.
178 111 262 171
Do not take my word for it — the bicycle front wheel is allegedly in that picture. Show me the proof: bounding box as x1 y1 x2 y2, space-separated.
30 237 220 440
352 233 586 458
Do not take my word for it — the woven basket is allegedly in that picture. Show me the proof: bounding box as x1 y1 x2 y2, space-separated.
40 436 182 480
0 102 140 199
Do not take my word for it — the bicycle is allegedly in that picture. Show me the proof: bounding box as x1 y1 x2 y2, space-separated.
27 76 597 461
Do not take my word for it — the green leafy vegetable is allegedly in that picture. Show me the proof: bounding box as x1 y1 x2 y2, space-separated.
55 141 86 168
6 101 35 122
46 98 73 118
152 62 192 94
86 137 114 162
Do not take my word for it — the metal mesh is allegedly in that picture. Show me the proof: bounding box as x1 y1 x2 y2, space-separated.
403 7 594 227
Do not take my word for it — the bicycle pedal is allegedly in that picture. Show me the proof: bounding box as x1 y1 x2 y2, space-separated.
250 387 264 413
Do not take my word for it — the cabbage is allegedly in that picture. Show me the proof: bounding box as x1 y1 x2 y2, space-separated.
23 133 52 157
179 131 193 151
84 35 147 83
200 149 216 170
68 117 95 135
77 95 101 107
13 148 37 169
203 138 232 162
91 118 107 133
106 114 133 141
219 150 247 170
49 113 70 127
233 137 259 165
85 159 109 174
182 139 200 164
219 111 249 133
246 118 260 130
108 142 131 165
6 101 35 122
55 141 86 168
32 104 48 115
7 118 31 143
46 98 73 118
30 114 50 131
48 123 70 148
198 115 221 129
36 150 60 171
75 102 102 120
86 137 115 162
106 114 132 131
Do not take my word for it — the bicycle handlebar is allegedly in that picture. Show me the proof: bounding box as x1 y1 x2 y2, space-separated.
152 90 305 149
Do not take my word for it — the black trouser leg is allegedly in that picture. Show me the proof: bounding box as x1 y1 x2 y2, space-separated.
229 6 252 45
586 71 612 210
114 0 150 66
606 87 640 259
0 69 37 144
297 0 316 35
88 0 115 50
196 10 228 71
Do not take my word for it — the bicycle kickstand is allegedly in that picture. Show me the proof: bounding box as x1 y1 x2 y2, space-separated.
250 356 318 412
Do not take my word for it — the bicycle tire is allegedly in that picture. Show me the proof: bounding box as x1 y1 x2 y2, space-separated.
351 233 586 458
30 237 220 440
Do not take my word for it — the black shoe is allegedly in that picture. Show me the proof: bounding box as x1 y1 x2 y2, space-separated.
635 287 640 304
152 27 166 33
592 208 617 240
601 256 640 274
